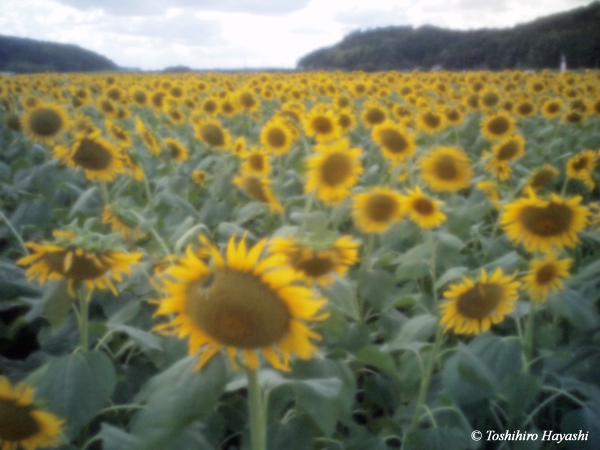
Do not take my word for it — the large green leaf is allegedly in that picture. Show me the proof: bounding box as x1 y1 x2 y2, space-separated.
35 351 117 437
129 354 227 450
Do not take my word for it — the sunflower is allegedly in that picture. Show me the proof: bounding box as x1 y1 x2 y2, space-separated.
102 204 144 242
522 253 572 303
490 134 526 163
566 150 597 190
527 164 560 192
231 136 247 157
96 98 119 119
17 231 143 297
416 110 446 134
135 118 161 156
233 173 283 212
22 104 69 144
260 118 294 155
443 106 464 126
192 170 208 187
269 235 359 286
303 105 342 143
418 146 473 192
562 111 584 125
304 138 363 206
53 134 125 182
200 98 219 116
194 119 231 150
371 120 416 164
476 180 501 209
440 268 520 335
153 236 327 371
238 90 260 113
480 113 515 141
0 376 64 450
164 137 189 162
541 99 564 119
514 100 537 118
500 190 590 253
241 147 271 177
351 186 405 233
129 87 148 107
360 101 388 128
337 108 357 133
105 120 132 148
402 186 446 229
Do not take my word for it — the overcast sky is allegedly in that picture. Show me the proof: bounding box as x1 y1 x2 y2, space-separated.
1 0 595 70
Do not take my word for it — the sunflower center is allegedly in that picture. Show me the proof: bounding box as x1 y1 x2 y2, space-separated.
133 91 147 104
249 154 264 171
200 124 225 147
321 153 352 186
294 254 335 277
338 114 351 129
167 142 182 159
423 112 441 128
519 202 573 237
496 140 520 160
518 103 534 115
571 156 590 172
243 177 269 203
28 108 63 137
380 129 408 153
240 93 257 109
0 399 40 441
72 138 114 171
413 198 434 216
44 249 110 280
530 169 555 190
366 194 398 222
434 155 459 180
445 110 460 122
203 100 218 114
365 108 385 125
312 117 333 135
487 117 509 135
536 264 556 285
482 92 499 107
185 269 291 348
546 102 560 114
564 112 583 123
456 282 505 319
266 128 287 148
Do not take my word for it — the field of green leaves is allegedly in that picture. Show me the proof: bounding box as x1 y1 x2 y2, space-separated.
1 70 600 450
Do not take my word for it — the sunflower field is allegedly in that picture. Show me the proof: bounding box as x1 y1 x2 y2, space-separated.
1 70 600 450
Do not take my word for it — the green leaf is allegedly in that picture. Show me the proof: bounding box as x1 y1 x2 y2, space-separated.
99 423 141 450
435 267 469 290
322 278 360 321
357 270 402 312
404 427 472 450
0 261 41 301
130 354 227 450
108 324 162 351
69 185 100 217
355 345 398 378
394 261 430 282
156 192 200 218
35 351 117 437
382 314 437 352
500 372 540 420
42 279 74 329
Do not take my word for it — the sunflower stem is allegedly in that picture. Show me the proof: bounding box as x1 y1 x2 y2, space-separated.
405 325 444 440
299 192 315 235
360 233 376 272
246 366 267 450
141 170 155 210
77 286 90 352
0 208 29 255
99 181 110 205
523 302 537 371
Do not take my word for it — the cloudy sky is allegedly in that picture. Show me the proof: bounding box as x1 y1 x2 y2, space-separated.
1 0 595 70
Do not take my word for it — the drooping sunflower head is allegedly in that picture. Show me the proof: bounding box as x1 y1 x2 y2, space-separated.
22 104 69 144
304 138 364 206
418 146 473 192
0 376 64 450
194 118 232 150
352 186 405 233
440 268 520 335
527 164 560 192
233 173 283 212
303 105 342 142
371 120 416 163
402 185 446 229
480 113 515 141
153 236 328 371
164 137 189 162
522 252 572 303
269 235 359 286
102 204 144 242
500 190 590 253
17 229 143 297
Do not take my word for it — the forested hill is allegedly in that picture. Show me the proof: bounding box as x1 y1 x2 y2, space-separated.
297 1 600 71
0 35 119 73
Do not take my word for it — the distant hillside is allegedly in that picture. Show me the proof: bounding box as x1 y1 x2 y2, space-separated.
297 2 600 71
0 35 119 73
